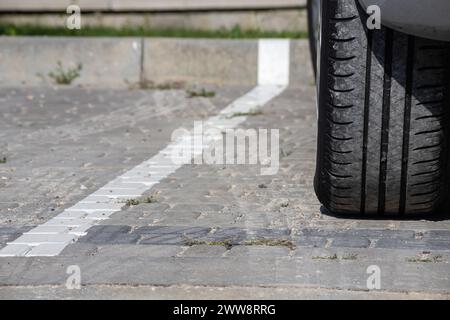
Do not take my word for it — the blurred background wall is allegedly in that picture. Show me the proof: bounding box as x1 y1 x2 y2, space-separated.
0 0 307 33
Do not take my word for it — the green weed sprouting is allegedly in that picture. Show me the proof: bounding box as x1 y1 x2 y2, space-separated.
48 61 82 85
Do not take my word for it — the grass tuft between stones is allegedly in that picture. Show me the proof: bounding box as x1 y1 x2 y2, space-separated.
406 254 443 263
47 61 82 85
312 254 339 260
228 109 263 118
243 238 296 250
184 237 296 251
124 196 156 207
184 239 235 250
312 253 358 261
139 81 185 90
186 88 216 98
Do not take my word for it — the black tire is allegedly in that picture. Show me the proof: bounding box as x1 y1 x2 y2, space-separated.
314 0 450 215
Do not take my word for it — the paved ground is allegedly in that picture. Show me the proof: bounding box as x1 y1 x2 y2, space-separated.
0 84 449 299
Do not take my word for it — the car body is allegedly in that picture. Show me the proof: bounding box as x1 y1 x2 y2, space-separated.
358 0 450 41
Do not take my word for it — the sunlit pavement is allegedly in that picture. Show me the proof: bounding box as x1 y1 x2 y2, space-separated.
0 85 449 299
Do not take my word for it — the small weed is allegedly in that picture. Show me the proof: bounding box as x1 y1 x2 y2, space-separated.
228 109 263 118
280 148 293 158
184 238 234 250
184 237 296 250
342 253 358 260
312 253 358 261
312 254 339 260
124 196 156 206
140 81 184 90
244 238 296 250
186 88 216 98
406 254 443 263
125 199 140 206
0 157 6 164
280 201 289 208
406 257 433 263
48 61 82 85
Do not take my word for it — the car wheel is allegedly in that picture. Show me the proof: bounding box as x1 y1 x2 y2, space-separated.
312 0 450 215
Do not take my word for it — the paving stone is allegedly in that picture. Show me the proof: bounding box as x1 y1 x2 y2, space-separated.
11 233 78 245
199 227 248 244
79 195 119 203
0 226 34 247
66 202 124 212
0 227 27 235
99 181 150 189
330 237 370 249
25 243 68 257
68 225 95 236
79 227 139 244
422 239 450 251
0 243 32 257
25 226 69 234
42 219 94 227
87 225 132 234
137 226 211 245
93 188 149 197
225 245 291 257
155 211 204 225
424 230 450 240
294 236 328 248
246 228 290 240
0 233 20 246
375 239 429 250
182 245 228 257
84 212 116 220
95 233 140 245
55 211 89 219
296 228 415 240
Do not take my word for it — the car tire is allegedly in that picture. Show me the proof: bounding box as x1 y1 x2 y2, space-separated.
312 0 450 215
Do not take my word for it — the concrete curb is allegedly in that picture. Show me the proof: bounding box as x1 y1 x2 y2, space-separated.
0 37 313 87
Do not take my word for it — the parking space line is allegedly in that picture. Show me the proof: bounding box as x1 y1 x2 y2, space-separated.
0 39 290 257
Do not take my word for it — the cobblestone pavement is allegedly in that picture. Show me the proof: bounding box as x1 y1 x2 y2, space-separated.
0 85 449 299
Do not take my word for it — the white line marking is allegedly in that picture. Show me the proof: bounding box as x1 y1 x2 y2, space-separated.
258 39 290 86
0 39 290 257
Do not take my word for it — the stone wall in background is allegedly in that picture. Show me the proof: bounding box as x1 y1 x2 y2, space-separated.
0 0 307 33
0 10 307 33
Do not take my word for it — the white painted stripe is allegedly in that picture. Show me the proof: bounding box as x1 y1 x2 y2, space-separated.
0 39 290 257
25 243 68 257
258 39 290 86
